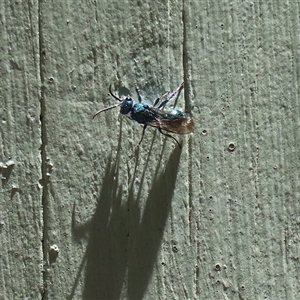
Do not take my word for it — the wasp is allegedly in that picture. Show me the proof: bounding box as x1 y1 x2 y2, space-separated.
93 82 194 147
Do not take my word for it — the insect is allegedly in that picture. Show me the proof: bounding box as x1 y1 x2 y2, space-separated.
93 82 194 147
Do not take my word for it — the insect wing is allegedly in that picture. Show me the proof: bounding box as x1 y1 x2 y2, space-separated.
147 108 194 134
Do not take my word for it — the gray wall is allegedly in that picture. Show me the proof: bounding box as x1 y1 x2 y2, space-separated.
1 1 299 299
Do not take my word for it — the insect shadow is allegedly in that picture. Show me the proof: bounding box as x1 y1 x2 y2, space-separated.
69 146 182 299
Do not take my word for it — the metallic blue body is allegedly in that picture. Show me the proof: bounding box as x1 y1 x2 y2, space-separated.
120 100 186 124
93 83 193 147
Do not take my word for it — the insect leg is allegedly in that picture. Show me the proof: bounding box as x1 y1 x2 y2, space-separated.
138 124 148 146
153 91 169 107
158 82 184 109
157 128 181 148
135 86 143 103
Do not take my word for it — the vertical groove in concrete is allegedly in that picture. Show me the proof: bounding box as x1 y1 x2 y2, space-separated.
37 1 49 299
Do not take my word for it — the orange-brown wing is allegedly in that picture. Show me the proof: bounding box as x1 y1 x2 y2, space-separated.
147 108 194 134
156 117 194 134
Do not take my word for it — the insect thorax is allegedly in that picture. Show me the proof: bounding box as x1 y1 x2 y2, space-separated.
131 102 156 124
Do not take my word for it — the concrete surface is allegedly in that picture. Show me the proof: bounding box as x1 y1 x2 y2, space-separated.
1 0 299 299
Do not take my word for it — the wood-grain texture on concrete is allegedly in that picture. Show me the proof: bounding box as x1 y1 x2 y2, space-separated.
1 1 299 299
0 1 42 299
